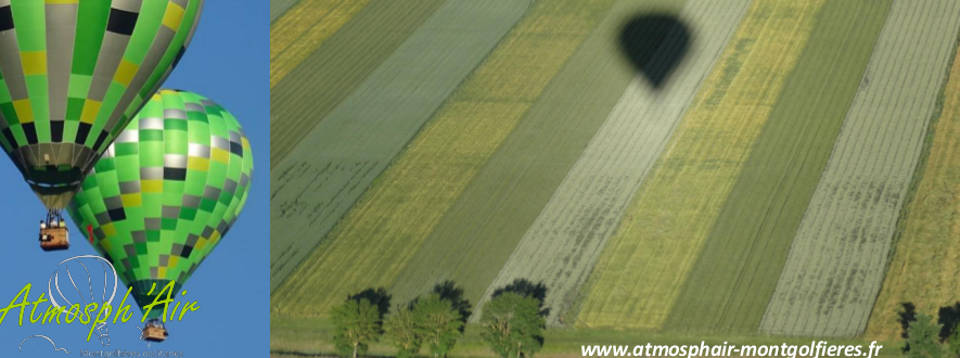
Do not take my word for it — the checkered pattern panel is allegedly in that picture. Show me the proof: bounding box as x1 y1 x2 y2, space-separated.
68 89 253 316
0 0 204 209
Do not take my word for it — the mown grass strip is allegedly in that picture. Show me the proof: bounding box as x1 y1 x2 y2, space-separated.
576 0 827 330
866 25 960 342
270 0 372 88
477 0 752 326
385 0 692 309
761 0 960 337
270 0 530 292
271 0 619 316
663 0 893 333
270 0 447 166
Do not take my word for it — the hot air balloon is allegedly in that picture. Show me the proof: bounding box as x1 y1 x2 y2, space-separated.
0 1 204 250
67 89 252 342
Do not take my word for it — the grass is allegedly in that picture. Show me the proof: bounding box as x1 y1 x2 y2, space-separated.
270 315 904 358
270 0 372 88
477 0 753 326
662 0 893 333
269 0 531 291
866 25 960 342
760 0 960 337
270 0 447 166
385 0 693 312
271 0 619 316
271 0 300 22
577 0 828 330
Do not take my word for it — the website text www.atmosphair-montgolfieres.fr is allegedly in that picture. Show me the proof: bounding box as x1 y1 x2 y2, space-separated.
0 281 197 341
581 340 884 358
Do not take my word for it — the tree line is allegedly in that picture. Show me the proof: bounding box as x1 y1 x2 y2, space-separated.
899 302 960 357
331 279 548 358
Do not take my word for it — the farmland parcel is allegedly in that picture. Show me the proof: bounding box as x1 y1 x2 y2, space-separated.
578 0 828 330
386 0 696 309
478 0 751 326
663 0 893 333
867 28 960 341
761 0 960 337
270 0 372 88
272 0 621 317
270 0 447 165
270 0 530 290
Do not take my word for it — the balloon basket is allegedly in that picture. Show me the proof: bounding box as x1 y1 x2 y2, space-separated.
142 321 168 342
39 226 69 251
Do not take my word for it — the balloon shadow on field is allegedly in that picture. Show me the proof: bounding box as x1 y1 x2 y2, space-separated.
618 13 693 89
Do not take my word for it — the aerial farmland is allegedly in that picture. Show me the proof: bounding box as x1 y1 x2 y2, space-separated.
270 0 960 356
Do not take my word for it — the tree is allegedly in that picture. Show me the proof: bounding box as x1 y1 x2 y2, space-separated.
432 280 472 331
331 298 383 358
385 305 422 358
414 294 464 358
947 328 960 358
480 292 546 358
492 279 550 317
902 302 919 352
906 313 944 358
350 287 392 321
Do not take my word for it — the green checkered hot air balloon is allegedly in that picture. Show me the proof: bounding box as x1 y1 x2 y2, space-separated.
68 89 253 341
0 0 203 250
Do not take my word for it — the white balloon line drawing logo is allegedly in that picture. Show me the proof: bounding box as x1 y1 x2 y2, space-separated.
46 255 119 347
17 334 68 355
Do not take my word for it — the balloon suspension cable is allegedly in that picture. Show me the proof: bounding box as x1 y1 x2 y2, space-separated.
43 209 65 227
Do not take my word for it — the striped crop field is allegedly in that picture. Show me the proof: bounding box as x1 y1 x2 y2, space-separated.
385 0 701 308
270 0 371 88
269 0 530 290
662 0 893 333
760 0 960 337
271 0 619 316
477 0 752 326
866 36 960 341
576 0 827 330
270 0 446 165
271 0 300 22
270 0 960 354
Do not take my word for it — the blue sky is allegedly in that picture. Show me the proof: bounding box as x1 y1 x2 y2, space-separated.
0 1 269 356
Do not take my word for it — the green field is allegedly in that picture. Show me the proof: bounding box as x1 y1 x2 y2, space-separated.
385 0 701 311
271 316 903 358
662 0 893 333
477 0 752 326
270 0 960 354
576 0 827 330
270 0 446 165
270 0 529 290
272 0 621 317
760 0 960 337
867 35 960 342
271 0 299 21
270 0 371 88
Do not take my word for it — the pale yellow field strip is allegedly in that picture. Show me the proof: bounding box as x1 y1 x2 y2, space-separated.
270 0 371 87
271 0 618 317
866 43 960 342
576 0 827 329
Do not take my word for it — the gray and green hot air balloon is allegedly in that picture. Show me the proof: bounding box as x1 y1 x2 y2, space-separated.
0 0 204 250
68 89 253 341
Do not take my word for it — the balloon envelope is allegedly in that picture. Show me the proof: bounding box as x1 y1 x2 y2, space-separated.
68 89 252 320
0 0 204 209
